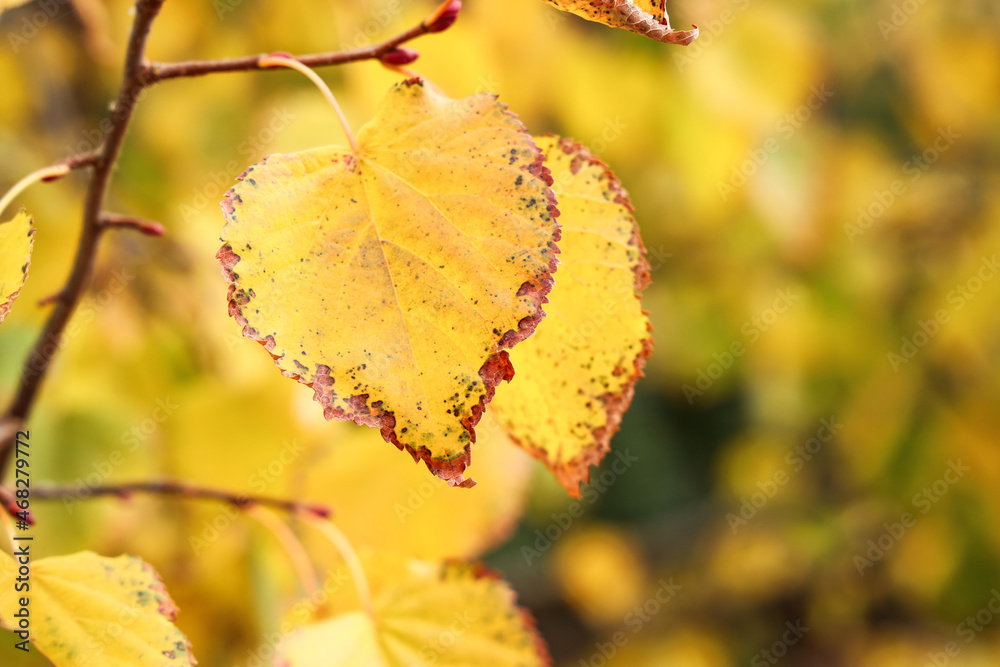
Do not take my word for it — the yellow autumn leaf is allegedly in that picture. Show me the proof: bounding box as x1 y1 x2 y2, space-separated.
492 136 653 497
0 209 33 325
0 549 195 666
219 79 559 489
541 0 698 45
277 552 549 667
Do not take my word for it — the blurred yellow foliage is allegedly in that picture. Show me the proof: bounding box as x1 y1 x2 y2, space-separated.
2 0 1000 664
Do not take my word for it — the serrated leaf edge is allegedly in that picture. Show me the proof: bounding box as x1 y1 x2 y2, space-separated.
509 136 654 498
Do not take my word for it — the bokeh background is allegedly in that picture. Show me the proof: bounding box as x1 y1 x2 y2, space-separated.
2 0 1000 664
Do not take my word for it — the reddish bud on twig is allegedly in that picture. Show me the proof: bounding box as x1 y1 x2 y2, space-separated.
100 213 165 236
306 504 332 518
137 221 165 236
381 47 420 66
425 0 461 33
0 486 34 525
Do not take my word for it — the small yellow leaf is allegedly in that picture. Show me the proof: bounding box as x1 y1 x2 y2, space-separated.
0 550 195 666
492 136 653 497
278 552 549 667
0 209 33 325
220 79 559 488
541 0 698 45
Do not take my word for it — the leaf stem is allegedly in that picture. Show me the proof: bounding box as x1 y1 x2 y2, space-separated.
247 506 320 596
303 515 374 618
0 164 71 221
258 55 358 152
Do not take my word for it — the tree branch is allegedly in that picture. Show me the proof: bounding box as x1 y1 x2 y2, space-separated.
0 0 166 478
141 0 459 83
27 479 331 517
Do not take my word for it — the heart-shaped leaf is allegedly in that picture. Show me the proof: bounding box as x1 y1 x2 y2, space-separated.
0 550 195 666
277 552 549 667
219 79 560 488
491 136 653 497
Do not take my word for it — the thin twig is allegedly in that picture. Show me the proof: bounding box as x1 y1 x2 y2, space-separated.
27 479 332 517
63 150 102 171
36 291 66 307
99 212 165 236
143 23 429 83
